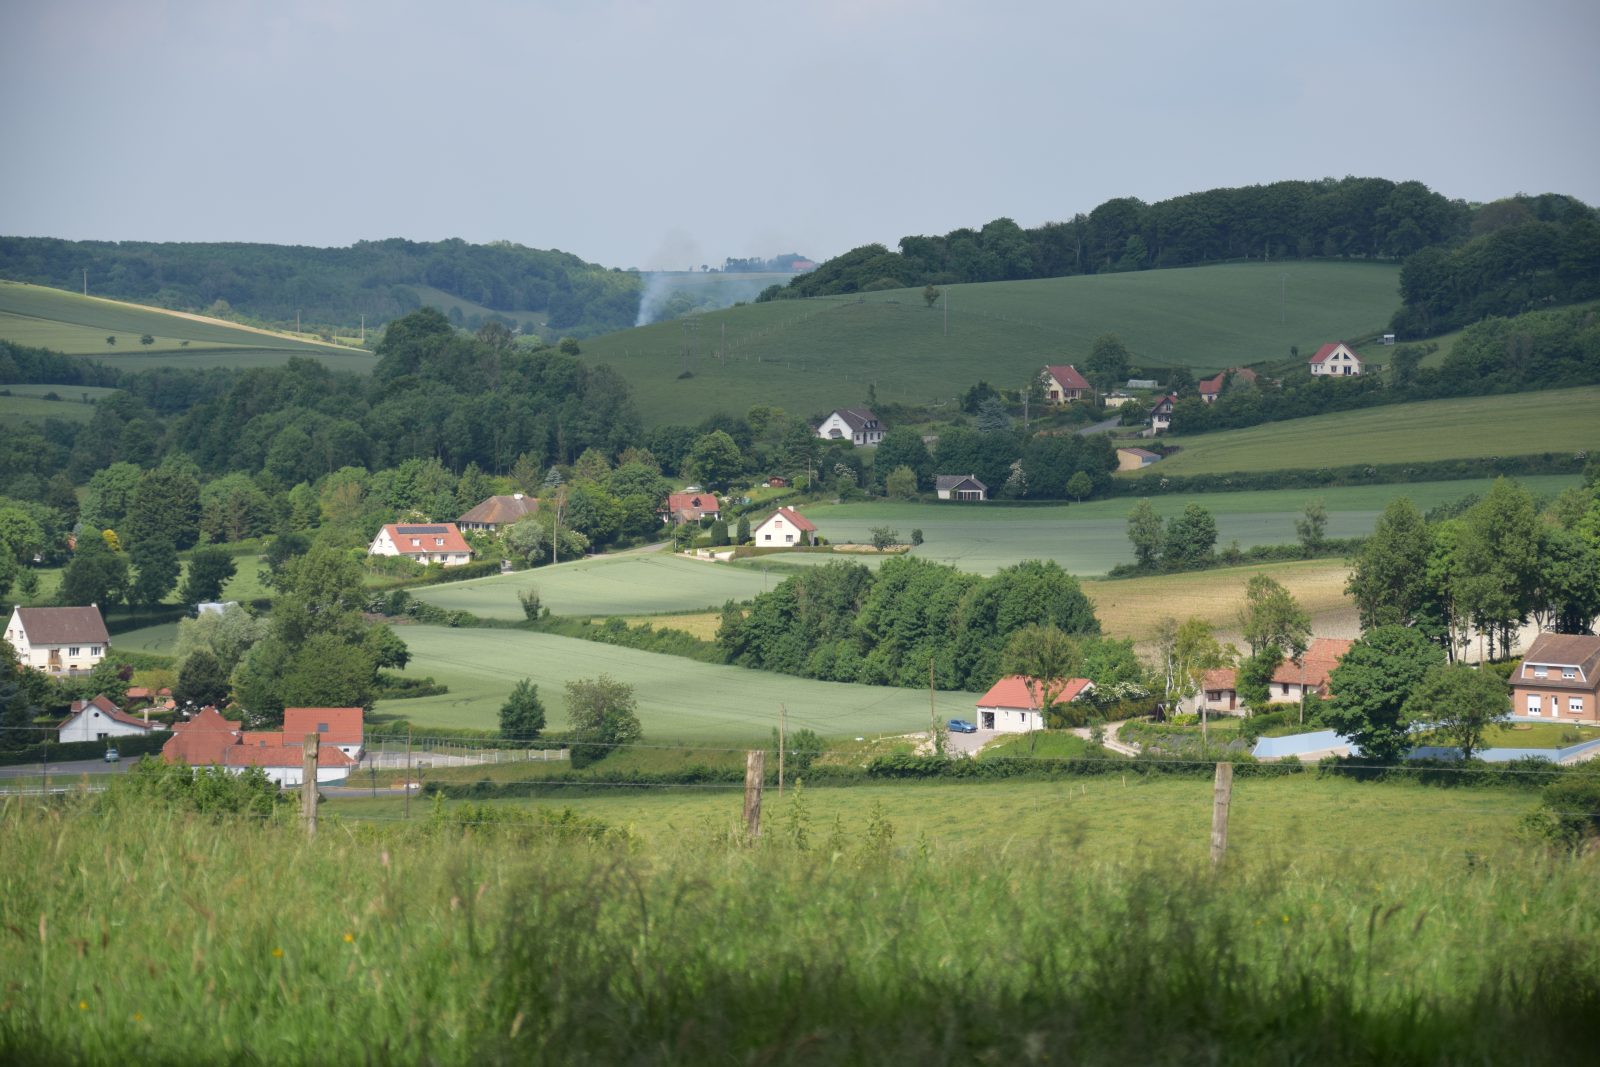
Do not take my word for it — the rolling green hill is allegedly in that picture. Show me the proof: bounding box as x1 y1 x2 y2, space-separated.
1127 386 1600 478
578 261 1400 426
0 280 377 373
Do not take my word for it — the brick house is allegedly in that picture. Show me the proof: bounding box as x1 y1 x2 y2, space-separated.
1511 633 1600 724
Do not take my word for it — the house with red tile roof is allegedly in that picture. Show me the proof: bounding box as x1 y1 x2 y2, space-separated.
57 694 164 744
283 707 365 760
162 705 357 786
1308 342 1363 377
1197 638 1353 714
1511 633 1600 724
369 523 473 567
974 674 1095 733
662 492 722 525
752 507 816 546
1198 367 1258 404
5 606 110 677
1040 365 1091 403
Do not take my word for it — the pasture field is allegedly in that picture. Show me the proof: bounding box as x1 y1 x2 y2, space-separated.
0 281 374 373
5 775 1590 1064
1132 386 1600 478
795 475 1576 575
0 382 120 400
411 550 772 618
579 261 1400 426
1083 559 1357 642
376 625 979 739
0 393 97 425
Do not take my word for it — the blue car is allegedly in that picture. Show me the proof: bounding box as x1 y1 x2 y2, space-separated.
947 719 978 734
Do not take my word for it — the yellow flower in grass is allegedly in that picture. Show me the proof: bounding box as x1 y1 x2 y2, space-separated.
271 947 284 959
78 1001 88 1012
343 933 355 944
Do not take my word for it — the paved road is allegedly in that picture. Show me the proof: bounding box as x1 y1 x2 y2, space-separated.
0 758 132 780
1075 416 1124 436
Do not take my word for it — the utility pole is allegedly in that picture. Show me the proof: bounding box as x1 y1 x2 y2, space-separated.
360 314 365 345
301 733 320 838
929 658 940 753
296 308 301 335
778 705 787 795
82 269 87 296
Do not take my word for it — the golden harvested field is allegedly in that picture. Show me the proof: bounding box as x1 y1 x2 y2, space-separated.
614 611 723 639
1083 558 1356 645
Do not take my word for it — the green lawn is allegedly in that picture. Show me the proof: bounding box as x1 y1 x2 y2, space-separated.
377 625 979 741
1132 386 1600 478
580 261 1401 426
412 551 773 619
794 476 1576 576
1468 722 1600 749
0 280 374 373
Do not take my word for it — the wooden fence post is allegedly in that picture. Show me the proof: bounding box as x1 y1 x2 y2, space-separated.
302 733 320 839
743 749 765 840
1210 762 1233 869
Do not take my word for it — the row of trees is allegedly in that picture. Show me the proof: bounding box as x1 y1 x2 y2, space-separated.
764 178 1470 299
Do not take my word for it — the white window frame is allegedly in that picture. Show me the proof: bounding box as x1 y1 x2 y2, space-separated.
1526 694 1542 715
1570 698 1585 716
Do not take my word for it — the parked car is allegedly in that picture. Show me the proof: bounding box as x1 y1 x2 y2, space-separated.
103 747 120 763
947 719 978 734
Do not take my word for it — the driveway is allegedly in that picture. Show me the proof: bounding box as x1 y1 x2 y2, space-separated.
944 727 1000 756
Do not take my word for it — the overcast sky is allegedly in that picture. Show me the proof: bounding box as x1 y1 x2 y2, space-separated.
2 0 1596 270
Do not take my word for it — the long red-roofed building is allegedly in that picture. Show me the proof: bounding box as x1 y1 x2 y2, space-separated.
162 705 359 786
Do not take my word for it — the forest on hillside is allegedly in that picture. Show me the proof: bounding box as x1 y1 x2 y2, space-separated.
0 237 641 337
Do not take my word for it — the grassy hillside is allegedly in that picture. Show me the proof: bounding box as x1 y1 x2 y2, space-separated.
376 626 980 738
579 261 1401 425
0 280 375 374
1133 386 1600 478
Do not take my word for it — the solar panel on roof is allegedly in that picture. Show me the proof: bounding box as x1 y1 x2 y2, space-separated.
396 525 447 534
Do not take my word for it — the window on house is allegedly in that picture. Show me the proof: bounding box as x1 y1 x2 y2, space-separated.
436 538 444 546
90 646 101 655
1534 667 1547 678
318 723 329 732
763 533 772 541
1570 698 1585 715
786 534 795 543
1527 694 1543 714
1562 668 1576 679
411 539 420 547
69 646 80 656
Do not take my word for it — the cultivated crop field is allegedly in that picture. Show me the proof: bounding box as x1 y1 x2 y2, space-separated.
378 625 979 739
0 281 374 373
0 393 98 426
411 551 773 619
1083 558 1357 642
1133 386 1600 477
796 476 1576 575
579 261 1401 426
5 777 1592 1064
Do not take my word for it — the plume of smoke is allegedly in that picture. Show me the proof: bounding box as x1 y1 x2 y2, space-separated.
635 272 676 327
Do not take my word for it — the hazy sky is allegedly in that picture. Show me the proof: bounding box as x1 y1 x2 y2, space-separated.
2 0 1596 270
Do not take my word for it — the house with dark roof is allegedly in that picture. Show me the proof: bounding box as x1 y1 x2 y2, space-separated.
369 523 473 567
57 694 163 744
662 492 722 525
1308 342 1363 377
752 507 816 546
974 674 1095 733
1146 393 1177 435
1511 633 1600 724
935 474 988 501
4 606 110 676
1040 365 1091 403
457 493 539 533
816 408 885 446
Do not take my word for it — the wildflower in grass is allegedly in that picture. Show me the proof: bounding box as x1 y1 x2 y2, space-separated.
343 933 355 943
78 1001 88 1012
132 1013 144 1023
271 947 284 958
1281 915 1290 923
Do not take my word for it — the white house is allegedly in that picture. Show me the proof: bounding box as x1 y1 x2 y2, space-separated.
1308 342 1363 376
57 694 163 744
934 474 988 501
4 606 110 677
369 523 474 566
1197 638 1353 715
815 408 885 446
283 706 365 761
1146 393 1177 436
162 705 355 787
1040 364 1090 403
752 507 817 546
974 674 1095 733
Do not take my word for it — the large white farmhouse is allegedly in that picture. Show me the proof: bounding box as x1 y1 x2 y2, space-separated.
369 523 473 566
815 408 885 446
1308 342 1364 376
4 606 110 677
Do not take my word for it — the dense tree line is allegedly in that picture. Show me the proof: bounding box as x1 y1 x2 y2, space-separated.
717 556 1113 691
1391 194 1600 337
761 178 1468 300
0 236 642 336
1170 302 1600 437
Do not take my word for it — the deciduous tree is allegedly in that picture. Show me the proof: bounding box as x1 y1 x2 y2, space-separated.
1238 574 1310 659
180 546 237 605
499 678 547 739
1404 663 1509 761
1322 625 1444 761
1346 498 1431 630
1126 499 1164 569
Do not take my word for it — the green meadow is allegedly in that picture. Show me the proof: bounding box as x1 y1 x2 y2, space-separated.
0 393 98 426
579 261 1401 425
0 281 374 373
411 551 773 619
1138 386 1600 478
376 625 978 739
791 475 1577 576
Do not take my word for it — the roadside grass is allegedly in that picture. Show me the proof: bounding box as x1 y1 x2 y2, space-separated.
579 261 1401 427
1131 386 1600 478
411 552 771 619
376 625 983 739
5 778 1593 1065
977 731 1090 760
797 475 1576 576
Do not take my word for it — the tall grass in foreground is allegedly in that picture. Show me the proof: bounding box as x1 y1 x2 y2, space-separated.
1 795 1596 1065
